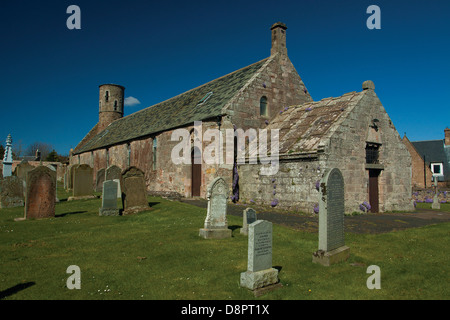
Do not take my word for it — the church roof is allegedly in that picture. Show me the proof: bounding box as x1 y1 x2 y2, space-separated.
74 58 269 154
264 90 366 157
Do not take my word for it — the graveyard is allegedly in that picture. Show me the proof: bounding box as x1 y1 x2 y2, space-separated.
0 179 448 300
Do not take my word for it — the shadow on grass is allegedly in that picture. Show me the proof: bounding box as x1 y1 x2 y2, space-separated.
56 211 88 218
0 282 35 299
148 202 160 207
228 225 241 232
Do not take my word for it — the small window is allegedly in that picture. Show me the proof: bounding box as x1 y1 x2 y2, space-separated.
260 96 268 116
99 101 102 111
114 100 118 111
431 163 443 175
197 92 213 106
105 91 109 102
366 143 380 164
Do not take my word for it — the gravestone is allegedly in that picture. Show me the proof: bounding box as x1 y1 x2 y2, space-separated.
0 176 24 208
67 164 77 190
432 193 441 210
199 177 232 239
312 168 350 266
99 180 120 216
24 166 56 219
240 207 257 235
68 164 95 201
15 161 34 181
46 165 60 202
96 168 106 192
240 220 279 293
121 166 149 214
2 134 13 177
106 165 122 198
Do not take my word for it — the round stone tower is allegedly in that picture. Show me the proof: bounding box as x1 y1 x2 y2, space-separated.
98 84 125 131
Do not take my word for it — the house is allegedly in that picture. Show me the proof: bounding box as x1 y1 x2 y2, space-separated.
70 22 414 214
403 128 450 188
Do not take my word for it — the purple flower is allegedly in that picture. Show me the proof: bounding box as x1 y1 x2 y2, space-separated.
263 82 266 88
425 197 433 203
315 180 320 191
359 204 367 212
313 203 319 214
305 107 312 112
273 190 276 195
413 200 417 208
265 120 269 125
284 107 289 111
363 201 372 210
271 199 279 207
250 199 255 203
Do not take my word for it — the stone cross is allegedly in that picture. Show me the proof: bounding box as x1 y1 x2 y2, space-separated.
199 177 231 239
312 168 350 266
99 180 120 216
2 134 13 177
240 207 257 235
240 220 279 292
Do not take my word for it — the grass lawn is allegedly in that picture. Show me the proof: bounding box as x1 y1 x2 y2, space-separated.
0 185 449 300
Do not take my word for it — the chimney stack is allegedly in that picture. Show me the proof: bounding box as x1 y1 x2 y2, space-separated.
445 128 450 146
271 22 287 56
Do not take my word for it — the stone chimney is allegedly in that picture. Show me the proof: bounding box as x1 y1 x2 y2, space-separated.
271 22 288 56
445 128 450 146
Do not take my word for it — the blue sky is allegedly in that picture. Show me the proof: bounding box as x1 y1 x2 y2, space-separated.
1 0 449 155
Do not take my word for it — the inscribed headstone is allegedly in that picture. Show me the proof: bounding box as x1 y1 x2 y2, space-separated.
25 166 56 219
199 177 231 239
70 164 94 199
312 168 349 266
99 180 120 216
106 165 122 198
121 166 149 214
240 220 279 292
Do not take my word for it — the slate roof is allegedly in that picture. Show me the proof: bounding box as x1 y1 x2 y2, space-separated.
74 58 269 154
260 91 366 157
412 139 449 181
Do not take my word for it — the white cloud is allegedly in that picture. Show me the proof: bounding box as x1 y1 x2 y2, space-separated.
124 96 141 107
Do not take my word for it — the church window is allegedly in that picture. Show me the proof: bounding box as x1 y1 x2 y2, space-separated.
152 138 157 170
105 91 109 102
365 143 380 164
260 96 268 116
114 100 118 111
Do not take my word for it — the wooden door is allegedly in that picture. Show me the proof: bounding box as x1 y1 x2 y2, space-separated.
368 170 380 213
191 147 201 197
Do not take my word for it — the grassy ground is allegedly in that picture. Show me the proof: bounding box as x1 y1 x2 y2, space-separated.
0 185 448 300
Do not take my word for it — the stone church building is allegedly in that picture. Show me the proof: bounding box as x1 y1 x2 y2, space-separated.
71 22 414 214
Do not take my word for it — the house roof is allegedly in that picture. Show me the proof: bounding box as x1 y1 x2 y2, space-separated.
260 90 366 157
74 57 270 154
412 140 447 163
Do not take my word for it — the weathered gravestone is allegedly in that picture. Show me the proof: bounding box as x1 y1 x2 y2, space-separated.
66 164 77 190
15 161 34 181
68 164 95 201
24 166 56 219
96 168 106 192
0 176 24 208
312 168 350 266
432 193 441 210
99 180 120 216
240 207 257 235
46 165 59 202
105 165 122 198
240 220 280 294
121 166 149 215
199 177 232 239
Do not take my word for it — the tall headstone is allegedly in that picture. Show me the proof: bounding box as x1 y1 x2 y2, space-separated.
240 207 257 235
312 168 350 266
68 164 95 201
99 180 120 216
240 220 279 293
121 166 149 214
46 164 59 202
0 176 24 208
105 165 122 198
24 166 56 219
2 134 13 177
96 168 106 192
199 177 232 239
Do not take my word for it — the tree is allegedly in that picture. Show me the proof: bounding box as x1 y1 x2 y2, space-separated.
46 150 59 162
0 144 4 160
25 142 53 160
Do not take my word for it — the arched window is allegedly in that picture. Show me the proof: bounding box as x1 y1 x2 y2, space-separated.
260 96 268 116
